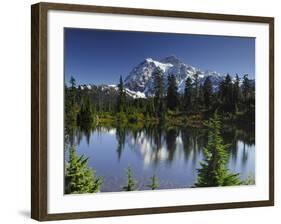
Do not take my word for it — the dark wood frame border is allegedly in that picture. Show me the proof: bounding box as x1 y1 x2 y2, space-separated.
31 2 274 221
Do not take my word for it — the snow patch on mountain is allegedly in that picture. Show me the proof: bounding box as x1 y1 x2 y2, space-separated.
79 84 146 99
124 55 224 96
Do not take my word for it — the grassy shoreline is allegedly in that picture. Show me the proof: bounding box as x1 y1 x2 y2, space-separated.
90 110 254 130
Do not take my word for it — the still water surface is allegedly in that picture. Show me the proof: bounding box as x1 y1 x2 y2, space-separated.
65 125 255 192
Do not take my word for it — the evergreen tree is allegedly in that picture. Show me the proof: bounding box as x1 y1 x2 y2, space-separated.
166 74 179 110
195 115 241 187
202 76 213 109
146 174 159 190
183 77 193 112
65 146 102 194
219 74 235 113
117 75 126 112
192 72 200 112
69 76 77 106
123 166 136 191
233 74 241 112
65 85 77 126
70 76 76 88
193 72 200 98
242 74 251 101
198 84 205 108
65 77 79 145
241 74 255 121
153 67 165 118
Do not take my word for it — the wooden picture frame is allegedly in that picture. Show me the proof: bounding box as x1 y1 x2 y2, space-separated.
31 2 274 221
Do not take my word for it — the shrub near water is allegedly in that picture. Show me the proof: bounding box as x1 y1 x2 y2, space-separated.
65 146 102 194
123 166 136 191
146 174 159 190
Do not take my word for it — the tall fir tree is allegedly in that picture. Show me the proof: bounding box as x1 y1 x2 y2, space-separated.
192 72 200 112
242 74 251 101
65 146 102 194
202 76 213 110
153 67 165 118
69 76 77 106
70 76 76 87
183 77 193 112
117 75 126 112
65 77 79 146
65 83 77 127
219 74 235 113
195 115 241 187
166 74 179 110
241 74 255 121
233 74 241 112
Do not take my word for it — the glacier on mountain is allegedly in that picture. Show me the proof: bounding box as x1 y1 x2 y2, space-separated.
124 55 227 96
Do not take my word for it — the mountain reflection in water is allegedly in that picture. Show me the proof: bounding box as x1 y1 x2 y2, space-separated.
65 124 255 192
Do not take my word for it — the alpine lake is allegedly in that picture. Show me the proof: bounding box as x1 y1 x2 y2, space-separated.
65 122 255 192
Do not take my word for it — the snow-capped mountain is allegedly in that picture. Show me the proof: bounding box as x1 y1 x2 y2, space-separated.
77 55 254 99
124 55 226 96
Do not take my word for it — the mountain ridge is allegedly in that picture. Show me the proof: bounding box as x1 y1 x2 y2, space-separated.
76 55 254 99
124 55 232 96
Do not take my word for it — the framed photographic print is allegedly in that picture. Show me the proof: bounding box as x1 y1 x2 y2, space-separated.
31 2 274 221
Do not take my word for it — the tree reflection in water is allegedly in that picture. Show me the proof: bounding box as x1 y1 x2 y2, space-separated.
64 123 255 191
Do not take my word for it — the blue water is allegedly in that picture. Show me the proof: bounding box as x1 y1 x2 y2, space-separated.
65 126 255 192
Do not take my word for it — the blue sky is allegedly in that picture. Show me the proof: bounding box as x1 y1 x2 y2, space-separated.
64 28 255 85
